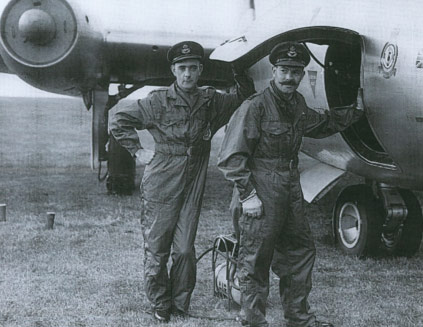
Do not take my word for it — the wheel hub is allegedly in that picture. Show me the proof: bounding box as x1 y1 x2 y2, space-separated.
338 202 361 248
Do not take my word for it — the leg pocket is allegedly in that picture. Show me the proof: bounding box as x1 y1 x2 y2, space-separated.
239 214 265 248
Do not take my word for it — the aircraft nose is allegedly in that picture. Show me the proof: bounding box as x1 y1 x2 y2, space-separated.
18 9 56 45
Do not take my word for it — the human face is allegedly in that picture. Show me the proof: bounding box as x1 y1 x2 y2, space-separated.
171 59 203 91
272 65 305 94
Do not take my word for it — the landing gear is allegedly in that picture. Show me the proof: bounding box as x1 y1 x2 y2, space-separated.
333 184 423 257
85 84 144 195
395 189 423 257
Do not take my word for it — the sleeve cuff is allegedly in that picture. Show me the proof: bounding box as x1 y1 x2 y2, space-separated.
239 188 257 203
238 183 256 202
130 145 142 158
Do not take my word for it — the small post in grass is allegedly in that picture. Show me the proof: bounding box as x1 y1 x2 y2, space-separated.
0 204 6 222
46 212 55 230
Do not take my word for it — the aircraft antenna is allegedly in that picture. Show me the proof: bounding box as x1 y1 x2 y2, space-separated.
249 0 256 20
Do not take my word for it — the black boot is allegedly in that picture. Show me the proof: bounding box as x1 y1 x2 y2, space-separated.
171 307 188 319
153 309 170 323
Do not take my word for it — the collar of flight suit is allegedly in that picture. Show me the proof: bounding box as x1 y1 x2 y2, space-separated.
166 82 213 116
267 84 306 127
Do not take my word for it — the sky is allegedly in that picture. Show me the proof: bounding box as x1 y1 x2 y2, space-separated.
0 74 67 98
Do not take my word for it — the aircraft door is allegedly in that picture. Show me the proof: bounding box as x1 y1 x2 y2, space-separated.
324 42 361 109
323 37 396 169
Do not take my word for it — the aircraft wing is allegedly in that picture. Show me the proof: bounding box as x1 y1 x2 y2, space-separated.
104 29 233 88
0 0 238 97
0 0 244 170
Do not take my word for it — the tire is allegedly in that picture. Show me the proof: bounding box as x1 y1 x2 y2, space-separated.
394 189 423 257
333 184 383 257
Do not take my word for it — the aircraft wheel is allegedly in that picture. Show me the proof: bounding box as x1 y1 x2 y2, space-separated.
333 185 382 256
394 189 423 257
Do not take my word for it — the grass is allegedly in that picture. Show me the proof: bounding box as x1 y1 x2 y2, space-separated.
0 97 423 327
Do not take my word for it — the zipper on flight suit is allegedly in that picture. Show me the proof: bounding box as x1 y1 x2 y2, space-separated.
274 99 297 176
181 91 212 196
289 110 307 177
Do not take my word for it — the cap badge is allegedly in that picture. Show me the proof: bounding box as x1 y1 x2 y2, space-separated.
181 44 191 54
287 46 297 57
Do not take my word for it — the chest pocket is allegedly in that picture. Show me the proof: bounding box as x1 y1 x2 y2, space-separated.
160 105 187 127
152 103 187 144
260 121 291 157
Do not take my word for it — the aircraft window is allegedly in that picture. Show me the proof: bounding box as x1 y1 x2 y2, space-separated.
303 43 325 69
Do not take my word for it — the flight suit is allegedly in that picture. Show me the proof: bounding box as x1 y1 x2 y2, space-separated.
218 82 363 327
109 76 254 314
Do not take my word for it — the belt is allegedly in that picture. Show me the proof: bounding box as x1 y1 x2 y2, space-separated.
288 158 298 170
277 157 298 171
252 156 298 172
155 142 210 157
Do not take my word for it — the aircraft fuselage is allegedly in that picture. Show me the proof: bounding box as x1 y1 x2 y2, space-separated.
212 0 423 191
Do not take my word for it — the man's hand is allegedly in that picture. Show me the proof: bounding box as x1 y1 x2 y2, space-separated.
242 194 263 218
135 149 154 165
356 88 364 111
231 61 246 76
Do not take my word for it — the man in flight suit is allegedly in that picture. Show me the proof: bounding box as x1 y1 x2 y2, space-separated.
218 41 364 327
109 41 255 322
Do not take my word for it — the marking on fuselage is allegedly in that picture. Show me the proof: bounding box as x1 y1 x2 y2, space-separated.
416 49 423 68
307 70 318 97
379 42 398 79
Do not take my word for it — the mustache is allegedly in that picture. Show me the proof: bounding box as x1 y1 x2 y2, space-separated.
280 81 297 86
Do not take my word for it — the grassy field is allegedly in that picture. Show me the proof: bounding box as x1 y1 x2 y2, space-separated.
0 97 422 327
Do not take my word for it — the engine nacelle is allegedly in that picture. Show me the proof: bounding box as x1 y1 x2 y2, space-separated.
0 0 105 96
